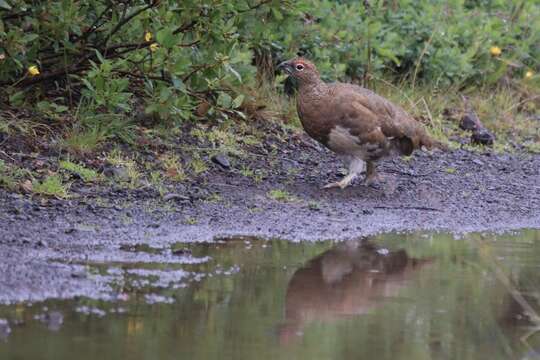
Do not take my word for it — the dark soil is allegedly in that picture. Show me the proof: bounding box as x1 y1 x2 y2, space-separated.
0 122 539 304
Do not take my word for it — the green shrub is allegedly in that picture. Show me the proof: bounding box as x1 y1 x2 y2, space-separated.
0 0 537 127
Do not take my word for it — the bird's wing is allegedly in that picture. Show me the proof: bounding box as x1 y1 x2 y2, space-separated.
329 85 426 155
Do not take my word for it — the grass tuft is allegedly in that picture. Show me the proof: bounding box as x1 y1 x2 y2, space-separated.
32 174 69 198
267 189 298 203
59 160 99 183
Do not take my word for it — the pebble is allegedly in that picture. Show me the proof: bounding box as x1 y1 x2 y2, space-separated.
211 153 231 169
103 166 130 181
163 193 190 202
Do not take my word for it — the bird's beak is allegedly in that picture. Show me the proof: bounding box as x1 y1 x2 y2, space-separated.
277 61 293 74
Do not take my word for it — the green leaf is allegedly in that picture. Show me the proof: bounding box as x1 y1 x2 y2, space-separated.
375 46 401 66
159 86 173 102
9 91 25 106
232 95 244 109
271 8 283 21
156 28 177 49
22 34 39 43
80 78 95 92
0 0 11 10
217 93 232 108
94 50 106 64
172 77 186 92
37 101 51 112
225 64 242 82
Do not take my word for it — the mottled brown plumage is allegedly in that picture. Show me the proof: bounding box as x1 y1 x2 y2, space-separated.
278 57 441 189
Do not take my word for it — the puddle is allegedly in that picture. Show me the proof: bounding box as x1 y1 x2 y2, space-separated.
1 230 540 359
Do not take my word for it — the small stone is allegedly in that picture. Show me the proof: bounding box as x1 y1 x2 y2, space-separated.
163 193 189 202
103 166 130 181
211 153 231 169
64 228 76 234
471 128 495 146
472 159 484 166
362 209 374 215
172 248 192 256
71 270 87 279
36 240 48 247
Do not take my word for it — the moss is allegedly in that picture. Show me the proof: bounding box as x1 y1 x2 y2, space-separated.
160 154 187 182
59 160 99 183
32 175 69 198
267 189 298 203
190 156 208 175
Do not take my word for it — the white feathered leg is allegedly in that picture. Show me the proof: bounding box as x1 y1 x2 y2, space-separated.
323 157 365 189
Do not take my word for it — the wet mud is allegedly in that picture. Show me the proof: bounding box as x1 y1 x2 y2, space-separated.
0 135 539 304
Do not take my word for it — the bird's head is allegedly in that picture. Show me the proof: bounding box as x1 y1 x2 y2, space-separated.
277 57 321 85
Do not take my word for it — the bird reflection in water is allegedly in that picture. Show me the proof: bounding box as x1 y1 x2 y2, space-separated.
279 239 432 344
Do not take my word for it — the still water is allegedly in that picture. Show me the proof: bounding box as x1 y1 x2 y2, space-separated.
1 230 540 360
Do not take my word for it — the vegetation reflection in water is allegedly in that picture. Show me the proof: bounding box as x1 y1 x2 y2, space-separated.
1 230 540 360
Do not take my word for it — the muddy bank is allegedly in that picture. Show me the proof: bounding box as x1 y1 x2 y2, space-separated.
0 132 539 304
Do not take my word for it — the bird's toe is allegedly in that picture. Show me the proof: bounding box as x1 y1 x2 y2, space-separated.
323 177 354 190
322 181 341 189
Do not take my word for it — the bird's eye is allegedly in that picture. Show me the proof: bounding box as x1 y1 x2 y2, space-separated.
296 64 305 71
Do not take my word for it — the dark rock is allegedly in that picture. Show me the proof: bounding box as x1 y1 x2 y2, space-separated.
190 186 210 200
460 113 481 131
71 270 87 278
211 153 231 169
472 159 484 166
471 128 495 146
65 228 76 234
163 193 190 202
362 209 374 215
103 166 130 181
172 248 192 256
76 187 93 195
36 240 48 247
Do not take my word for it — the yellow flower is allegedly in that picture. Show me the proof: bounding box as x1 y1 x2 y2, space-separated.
490 46 502 56
144 32 152 42
28 65 40 76
149 43 159 52
525 70 534 79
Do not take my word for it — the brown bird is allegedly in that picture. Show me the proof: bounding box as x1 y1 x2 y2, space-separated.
278 57 442 189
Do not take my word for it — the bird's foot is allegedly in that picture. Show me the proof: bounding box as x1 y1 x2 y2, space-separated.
364 173 384 188
322 181 344 189
322 174 355 189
